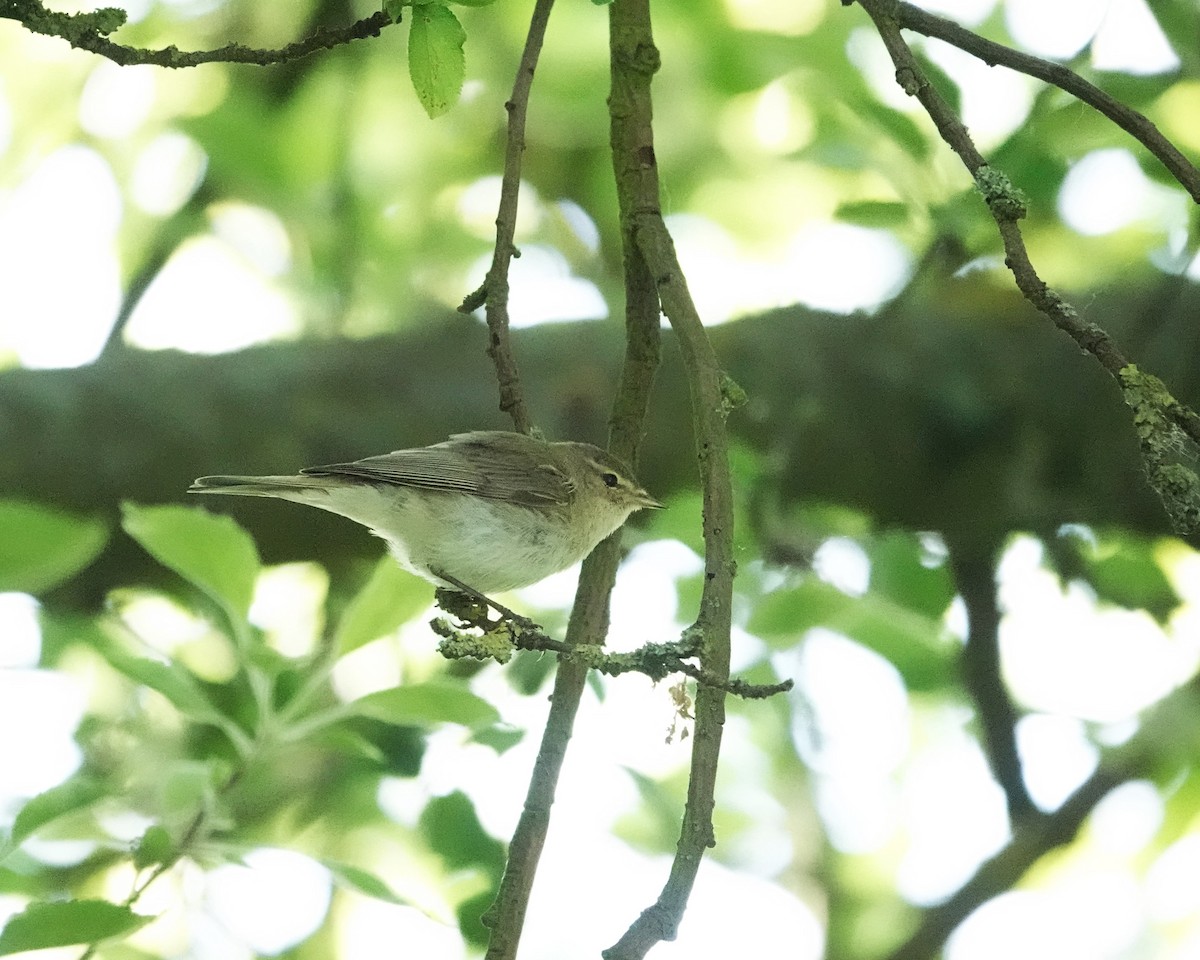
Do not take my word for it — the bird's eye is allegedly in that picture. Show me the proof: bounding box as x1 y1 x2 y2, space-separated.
601 472 620 488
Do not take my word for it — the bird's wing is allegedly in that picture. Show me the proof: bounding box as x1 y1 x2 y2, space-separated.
302 435 573 506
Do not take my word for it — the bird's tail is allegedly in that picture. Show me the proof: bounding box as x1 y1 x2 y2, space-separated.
187 475 335 497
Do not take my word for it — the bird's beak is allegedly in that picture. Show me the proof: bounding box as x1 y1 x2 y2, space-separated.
634 489 664 509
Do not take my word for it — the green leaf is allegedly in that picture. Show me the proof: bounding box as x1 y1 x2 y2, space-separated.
121 503 260 624
96 643 226 727
351 682 499 729
0 900 152 954
335 557 431 655
0 500 108 594
868 532 955 620
643 491 705 555
446 0 497 6
457 889 495 947
420 793 506 944
1058 528 1180 621
844 93 930 161
408 3 466 118
161 762 223 817
132 825 173 870
383 0 406 21
324 861 408 904
846 595 954 692
1145 0 1200 72
748 580 954 691
472 725 524 753
420 791 504 871
9 777 107 847
835 200 911 228
748 579 853 638
311 725 389 765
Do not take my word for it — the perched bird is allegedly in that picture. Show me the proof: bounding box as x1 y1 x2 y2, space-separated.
188 431 661 594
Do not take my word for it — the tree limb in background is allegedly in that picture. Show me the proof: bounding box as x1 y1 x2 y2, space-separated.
883 761 1131 960
458 0 558 434
946 541 1034 823
889 1 1200 202
851 0 1200 535
602 0 739 955
1 0 394 67
880 676 1200 960
99 183 214 359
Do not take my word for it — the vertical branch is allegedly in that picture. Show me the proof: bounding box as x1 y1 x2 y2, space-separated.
479 189 661 960
479 3 662 957
603 0 737 956
459 0 558 434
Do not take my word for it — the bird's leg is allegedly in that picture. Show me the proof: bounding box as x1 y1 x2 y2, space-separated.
432 570 540 631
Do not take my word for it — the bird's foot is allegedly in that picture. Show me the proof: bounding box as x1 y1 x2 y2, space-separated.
432 572 541 634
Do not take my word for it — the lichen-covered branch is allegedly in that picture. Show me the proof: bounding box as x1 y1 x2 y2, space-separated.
434 614 792 699
1120 365 1200 534
851 0 1200 533
2 0 393 67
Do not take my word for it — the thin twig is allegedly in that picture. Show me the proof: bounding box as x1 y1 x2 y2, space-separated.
481 548 629 960
891 1 1200 203
434 612 792 699
100 183 214 358
3 1 393 68
75 766 247 960
458 0 557 434
481 0 672 949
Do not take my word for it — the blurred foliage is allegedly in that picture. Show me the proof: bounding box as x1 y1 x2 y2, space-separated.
3 0 1200 958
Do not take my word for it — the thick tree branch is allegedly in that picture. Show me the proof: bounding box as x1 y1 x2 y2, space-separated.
458 0 558 434
1 1 393 67
889 1 1200 202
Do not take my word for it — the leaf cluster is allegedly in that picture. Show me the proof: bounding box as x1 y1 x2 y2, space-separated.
0 501 504 954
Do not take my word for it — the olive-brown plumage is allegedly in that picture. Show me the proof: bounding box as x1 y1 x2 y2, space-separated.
188 431 661 593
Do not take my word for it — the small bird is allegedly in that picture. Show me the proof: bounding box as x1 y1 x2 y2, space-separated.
188 431 661 595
